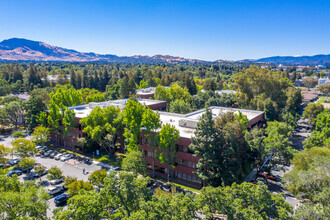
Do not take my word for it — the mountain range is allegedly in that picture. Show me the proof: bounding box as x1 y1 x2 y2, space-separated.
0 38 329 65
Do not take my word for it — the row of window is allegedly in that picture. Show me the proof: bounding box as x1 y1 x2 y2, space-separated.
144 150 196 169
175 158 196 169
175 171 202 184
140 138 194 154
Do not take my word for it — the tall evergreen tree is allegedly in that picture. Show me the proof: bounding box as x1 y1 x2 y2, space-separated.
190 108 223 186
70 68 77 89
102 66 110 91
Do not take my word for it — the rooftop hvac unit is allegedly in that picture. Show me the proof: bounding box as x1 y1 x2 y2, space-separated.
88 102 98 109
179 119 198 128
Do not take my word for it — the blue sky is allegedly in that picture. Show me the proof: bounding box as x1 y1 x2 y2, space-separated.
1 0 329 60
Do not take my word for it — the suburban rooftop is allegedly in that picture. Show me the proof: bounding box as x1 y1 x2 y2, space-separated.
66 98 166 118
157 106 264 138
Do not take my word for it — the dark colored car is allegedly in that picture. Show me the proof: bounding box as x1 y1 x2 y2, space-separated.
0 163 11 168
54 194 69 206
17 166 34 173
84 158 92 165
7 170 22 177
9 159 21 166
48 186 66 196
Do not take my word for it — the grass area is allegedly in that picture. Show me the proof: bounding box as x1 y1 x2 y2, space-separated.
153 175 201 193
94 153 125 167
317 97 329 103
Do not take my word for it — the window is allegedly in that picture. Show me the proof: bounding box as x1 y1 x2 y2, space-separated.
146 151 153 158
141 137 147 145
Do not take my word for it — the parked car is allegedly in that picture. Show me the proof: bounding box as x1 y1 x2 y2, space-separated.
48 186 66 196
7 170 22 177
17 166 34 173
0 163 11 168
256 177 268 185
31 168 48 177
44 150 54 157
258 172 276 181
9 159 21 166
36 145 47 151
49 178 64 185
107 167 119 175
60 154 74 162
54 194 69 206
54 153 64 160
84 158 92 165
49 151 59 158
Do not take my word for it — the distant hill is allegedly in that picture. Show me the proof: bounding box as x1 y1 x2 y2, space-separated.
245 54 330 66
0 38 205 64
1 38 328 65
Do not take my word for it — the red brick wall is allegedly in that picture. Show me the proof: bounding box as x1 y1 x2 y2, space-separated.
138 93 155 99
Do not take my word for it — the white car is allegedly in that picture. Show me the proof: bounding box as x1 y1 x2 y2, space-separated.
107 167 119 175
49 177 64 185
54 153 64 160
36 145 47 151
60 154 74 162
44 150 54 157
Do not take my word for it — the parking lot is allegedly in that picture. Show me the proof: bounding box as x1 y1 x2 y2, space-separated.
0 134 104 218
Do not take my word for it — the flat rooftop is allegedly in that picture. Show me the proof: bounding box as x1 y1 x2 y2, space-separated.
136 87 156 95
66 98 166 119
157 106 264 138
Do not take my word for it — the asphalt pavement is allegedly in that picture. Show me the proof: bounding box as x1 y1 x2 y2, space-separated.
0 134 103 219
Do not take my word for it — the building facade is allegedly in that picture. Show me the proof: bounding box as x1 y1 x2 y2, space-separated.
140 107 265 187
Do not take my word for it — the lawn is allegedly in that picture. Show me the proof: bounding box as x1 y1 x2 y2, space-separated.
153 175 201 193
317 97 329 103
94 153 125 167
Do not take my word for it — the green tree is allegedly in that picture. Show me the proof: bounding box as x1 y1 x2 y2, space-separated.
49 85 82 107
169 99 192 114
283 147 329 216
319 84 330 94
286 87 302 115
32 126 50 145
54 191 108 220
129 193 198 220
34 166 46 181
123 100 145 151
100 171 151 218
264 121 295 165
81 106 121 155
303 77 318 89
1 100 25 129
12 138 37 158
303 110 330 148
12 130 25 138
303 103 324 126
64 176 78 186
0 95 19 105
122 150 147 175
47 166 64 180
141 108 161 178
88 169 107 189
190 108 223 186
198 182 292 219
18 158 36 170
245 127 265 166
157 124 179 182
0 145 10 164
0 175 50 219
214 112 251 185
67 180 94 196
